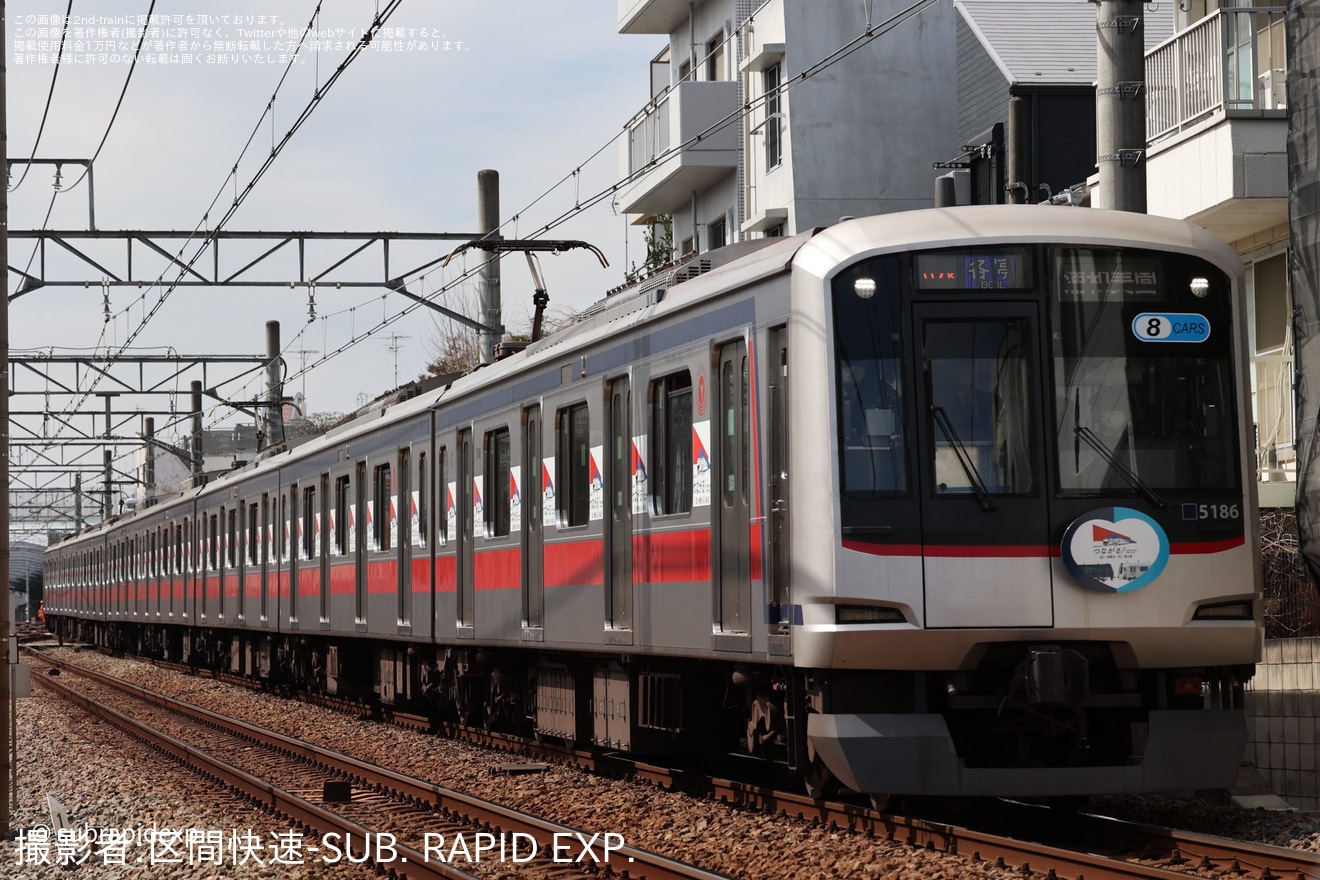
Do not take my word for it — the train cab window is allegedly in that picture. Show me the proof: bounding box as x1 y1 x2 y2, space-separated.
650 372 693 515
832 256 909 495
925 318 1037 496
374 463 393 551
1051 248 1240 493
334 476 351 555
303 485 318 559
557 403 591 527
484 428 511 537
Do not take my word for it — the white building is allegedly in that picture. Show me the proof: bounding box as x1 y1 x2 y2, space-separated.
616 0 961 254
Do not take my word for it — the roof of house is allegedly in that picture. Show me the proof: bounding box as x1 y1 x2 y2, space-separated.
955 0 1174 87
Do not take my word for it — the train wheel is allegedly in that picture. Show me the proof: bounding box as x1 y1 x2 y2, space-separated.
802 760 838 801
869 794 893 813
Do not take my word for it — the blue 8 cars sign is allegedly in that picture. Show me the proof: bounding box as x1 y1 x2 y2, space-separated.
1131 312 1211 343
1061 507 1170 594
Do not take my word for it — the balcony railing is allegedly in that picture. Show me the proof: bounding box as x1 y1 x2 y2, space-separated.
628 91 673 175
1146 7 1286 143
1254 352 1295 483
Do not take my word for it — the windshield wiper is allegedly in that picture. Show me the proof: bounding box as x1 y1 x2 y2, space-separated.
931 406 996 511
1073 424 1166 508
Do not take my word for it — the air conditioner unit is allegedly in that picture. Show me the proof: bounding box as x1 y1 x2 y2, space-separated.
1259 69 1287 109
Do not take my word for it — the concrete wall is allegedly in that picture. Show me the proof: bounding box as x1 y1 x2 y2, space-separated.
783 0 959 228
1244 637 1320 809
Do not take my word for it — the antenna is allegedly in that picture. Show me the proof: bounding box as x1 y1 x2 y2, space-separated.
384 334 409 389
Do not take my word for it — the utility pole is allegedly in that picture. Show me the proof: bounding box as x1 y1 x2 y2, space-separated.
1095 0 1147 212
477 170 502 366
263 321 283 451
2 0 13 833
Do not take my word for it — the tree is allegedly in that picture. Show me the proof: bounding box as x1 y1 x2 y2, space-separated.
287 411 350 438
624 214 674 285
419 287 580 380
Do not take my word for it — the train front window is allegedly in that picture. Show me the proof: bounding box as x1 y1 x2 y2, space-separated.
1051 248 1239 493
924 318 1037 496
833 257 907 495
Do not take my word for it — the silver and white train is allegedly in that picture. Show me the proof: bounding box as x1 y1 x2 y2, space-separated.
45 206 1262 798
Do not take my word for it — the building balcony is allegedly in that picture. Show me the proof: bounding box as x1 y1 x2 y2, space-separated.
1144 7 1288 244
618 0 696 34
617 81 739 216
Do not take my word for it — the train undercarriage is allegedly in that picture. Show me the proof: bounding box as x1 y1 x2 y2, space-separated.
49 616 1251 799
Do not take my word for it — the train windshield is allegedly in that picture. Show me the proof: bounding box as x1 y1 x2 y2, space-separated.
1051 248 1240 493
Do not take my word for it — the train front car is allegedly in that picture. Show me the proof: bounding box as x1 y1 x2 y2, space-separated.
789 206 1261 798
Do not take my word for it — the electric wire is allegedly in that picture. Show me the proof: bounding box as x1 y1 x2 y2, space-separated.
16 0 934 523
16 1 405 489
8 0 75 193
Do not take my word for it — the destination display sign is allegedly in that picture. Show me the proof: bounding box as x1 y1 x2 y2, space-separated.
1055 251 1164 301
914 248 1033 290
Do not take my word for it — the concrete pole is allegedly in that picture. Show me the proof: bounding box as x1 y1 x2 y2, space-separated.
264 321 282 449
144 417 156 500
1006 97 1027 205
74 474 83 531
1095 0 1147 212
477 171 502 366
191 381 203 481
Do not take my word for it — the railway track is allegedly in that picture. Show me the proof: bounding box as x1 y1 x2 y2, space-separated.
28 644 1320 880
29 650 730 880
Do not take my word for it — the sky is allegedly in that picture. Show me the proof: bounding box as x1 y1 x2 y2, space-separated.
5 1 662 526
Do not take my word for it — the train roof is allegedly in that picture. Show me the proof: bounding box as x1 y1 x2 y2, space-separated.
797 205 1245 280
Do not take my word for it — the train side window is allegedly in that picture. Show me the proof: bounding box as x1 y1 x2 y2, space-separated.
209 515 219 570
302 485 318 559
417 451 428 548
650 372 693 515
334 475 351 555
374 463 393 551
484 428 511 537
227 508 238 567
248 502 260 564
556 403 590 527
437 447 448 543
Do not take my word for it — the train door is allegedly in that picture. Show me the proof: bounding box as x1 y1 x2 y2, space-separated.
767 327 791 634
607 378 633 635
910 302 1053 628
522 406 544 629
717 339 752 636
457 429 475 633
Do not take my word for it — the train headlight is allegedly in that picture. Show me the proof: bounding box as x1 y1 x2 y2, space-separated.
1189 276 1210 298
854 278 877 299
835 604 906 624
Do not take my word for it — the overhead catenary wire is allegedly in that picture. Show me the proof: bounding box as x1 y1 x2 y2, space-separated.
8 0 75 193
16 0 405 487
280 0 942 388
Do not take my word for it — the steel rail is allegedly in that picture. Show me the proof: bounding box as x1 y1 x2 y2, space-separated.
31 650 732 880
33 670 478 880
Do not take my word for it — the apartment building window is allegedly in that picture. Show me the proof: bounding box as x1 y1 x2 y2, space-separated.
681 236 695 256
764 63 783 169
708 216 727 250
764 223 784 238
706 33 725 81
678 59 691 82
